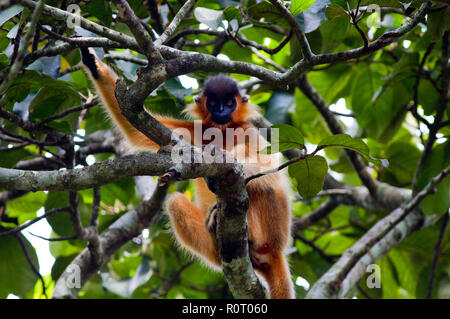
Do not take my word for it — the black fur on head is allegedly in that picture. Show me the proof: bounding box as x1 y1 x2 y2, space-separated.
201 75 240 99
201 75 241 125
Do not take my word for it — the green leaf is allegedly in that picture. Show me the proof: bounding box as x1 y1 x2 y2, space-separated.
381 142 420 185
0 148 32 168
223 6 239 21
85 0 112 27
7 192 47 224
318 134 387 166
261 124 304 154
416 142 450 215
320 17 350 52
294 0 329 34
0 234 38 298
45 191 91 238
324 4 347 20
427 8 450 42
193 7 223 29
247 1 286 27
291 0 317 16
418 80 440 115
29 86 80 122
288 155 328 199
292 87 331 144
263 91 294 125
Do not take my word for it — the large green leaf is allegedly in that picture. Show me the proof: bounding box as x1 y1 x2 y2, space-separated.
418 80 440 115
292 87 331 144
291 0 317 15
45 191 90 238
7 192 47 224
0 234 38 298
263 91 294 125
318 134 385 165
288 155 328 199
260 123 304 154
380 142 420 185
416 142 450 215
324 4 347 20
427 8 450 41
294 0 329 34
85 0 112 27
247 1 286 27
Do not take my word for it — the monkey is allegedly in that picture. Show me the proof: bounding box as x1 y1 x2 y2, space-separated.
79 47 295 299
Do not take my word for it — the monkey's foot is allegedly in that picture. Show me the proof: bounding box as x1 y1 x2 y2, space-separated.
205 204 218 235
158 169 179 186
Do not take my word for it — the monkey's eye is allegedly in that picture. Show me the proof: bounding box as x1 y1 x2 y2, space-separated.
226 99 234 106
209 100 216 106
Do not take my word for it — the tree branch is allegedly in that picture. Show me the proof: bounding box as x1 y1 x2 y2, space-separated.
154 0 196 46
268 0 313 61
307 165 450 298
0 0 44 94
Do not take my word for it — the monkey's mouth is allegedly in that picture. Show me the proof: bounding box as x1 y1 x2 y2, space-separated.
211 115 231 125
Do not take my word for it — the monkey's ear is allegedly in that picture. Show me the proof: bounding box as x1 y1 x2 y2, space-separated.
241 95 249 103
194 95 202 103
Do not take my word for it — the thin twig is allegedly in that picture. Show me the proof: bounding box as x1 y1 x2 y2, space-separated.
14 233 48 298
27 231 78 241
293 233 340 263
0 206 69 238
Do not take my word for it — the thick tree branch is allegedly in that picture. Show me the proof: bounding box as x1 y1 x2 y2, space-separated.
0 152 247 191
19 1 431 88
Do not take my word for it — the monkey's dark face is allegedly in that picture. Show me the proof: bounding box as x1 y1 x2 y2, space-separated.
206 94 237 124
202 75 240 125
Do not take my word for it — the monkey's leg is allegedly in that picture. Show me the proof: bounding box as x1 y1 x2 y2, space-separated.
166 192 220 267
257 254 295 299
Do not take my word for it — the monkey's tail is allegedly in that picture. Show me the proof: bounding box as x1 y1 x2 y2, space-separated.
261 254 295 299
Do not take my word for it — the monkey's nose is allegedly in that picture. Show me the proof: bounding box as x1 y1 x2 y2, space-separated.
218 104 224 112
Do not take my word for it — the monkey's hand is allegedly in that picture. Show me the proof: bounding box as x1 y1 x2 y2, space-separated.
205 204 218 236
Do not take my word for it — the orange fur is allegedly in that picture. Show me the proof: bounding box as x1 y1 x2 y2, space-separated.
84 54 294 299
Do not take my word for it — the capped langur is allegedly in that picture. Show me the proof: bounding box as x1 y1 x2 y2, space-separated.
80 47 295 299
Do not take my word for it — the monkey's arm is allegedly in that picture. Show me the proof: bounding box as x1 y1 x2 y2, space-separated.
80 48 194 150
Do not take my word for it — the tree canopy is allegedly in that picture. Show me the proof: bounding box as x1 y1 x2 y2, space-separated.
0 0 449 299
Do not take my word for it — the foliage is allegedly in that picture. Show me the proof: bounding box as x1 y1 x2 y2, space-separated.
0 0 449 299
